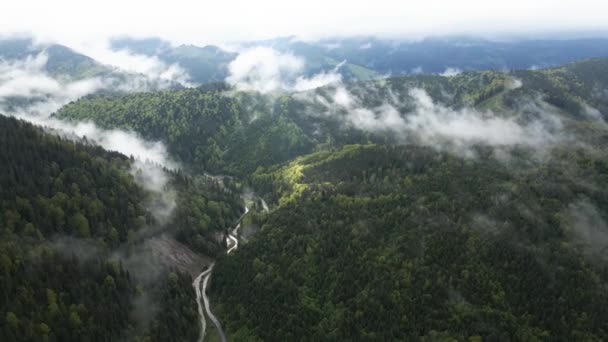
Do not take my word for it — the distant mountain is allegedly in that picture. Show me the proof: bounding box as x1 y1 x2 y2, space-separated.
0 37 112 79
273 36 608 74
111 37 238 84
110 35 608 85
5 35 608 88
111 37 381 83
0 37 187 115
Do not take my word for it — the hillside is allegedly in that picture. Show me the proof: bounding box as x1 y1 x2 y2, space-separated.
264 36 608 75
49 58 608 340
0 37 112 79
212 143 608 340
111 37 238 84
55 58 608 172
0 115 241 341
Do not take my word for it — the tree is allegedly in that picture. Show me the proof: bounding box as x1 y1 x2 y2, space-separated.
69 213 90 238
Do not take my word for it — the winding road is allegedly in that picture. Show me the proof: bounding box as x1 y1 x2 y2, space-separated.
201 262 225 342
193 267 213 342
193 202 254 342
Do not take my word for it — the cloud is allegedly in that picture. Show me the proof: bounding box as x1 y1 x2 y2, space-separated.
440 67 462 77
49 236 102 261
69 40 194 88
3 1 608 47
11 115 179 223
405 88 558 147
0 53 56 97
0 52 105 99
294 71 342 92
410 66 424 75
14 117 178 224
306 82 562 154
79 123 176 167
130 161 177 224
566 199 608 260
0 47 191 116
506 78 523 90
5 113 177 170
226 47 342 93
0 50 179 221
584 104 604 120
226 47 303 93
0 51 177 166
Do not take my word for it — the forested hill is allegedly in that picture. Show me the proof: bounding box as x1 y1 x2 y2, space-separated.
211 61 608 340
213 143 608 340
55 58 608 175
0 115 240 341
51 58 608 340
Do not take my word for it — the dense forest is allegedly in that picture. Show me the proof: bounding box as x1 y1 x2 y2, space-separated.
7 57 608 340
55 58 608 174
0 115 240 341
211 143 608 340
54 85 320 175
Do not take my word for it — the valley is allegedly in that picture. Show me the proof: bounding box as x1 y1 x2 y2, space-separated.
1 29 608 341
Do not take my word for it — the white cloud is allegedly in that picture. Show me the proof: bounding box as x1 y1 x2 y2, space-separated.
584 104 603 119
405 88 556 146
0 53 55 97
440 67 462 77
0 52 177 167
130 160 177 223
226 47 342 93
226 47 303 93
9 112 177 169
0 53 105 99
506 78 523 90
0 52 107 112
72 41 193 87
316 84 561 152
294 72 342 92
0 49 179 219
1 1 608 46
567 199 608 260
332 86 355 107
15 110 179 220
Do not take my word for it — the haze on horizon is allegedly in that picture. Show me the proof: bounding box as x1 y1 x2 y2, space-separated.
2 0 608 48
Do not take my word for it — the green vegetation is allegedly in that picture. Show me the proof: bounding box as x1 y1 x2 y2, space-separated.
55 87 322 175
43 45 111 79
0 115 239 341
14 57 608 340
55 58 608 174
213 143 608 340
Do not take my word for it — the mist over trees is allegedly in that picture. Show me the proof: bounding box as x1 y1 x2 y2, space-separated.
2 30 608 341
0 115 241 341
48 57 608 340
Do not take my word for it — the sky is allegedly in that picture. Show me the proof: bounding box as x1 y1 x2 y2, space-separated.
2 0 608 47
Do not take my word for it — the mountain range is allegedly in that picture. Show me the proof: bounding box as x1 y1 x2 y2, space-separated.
1 35 608 341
